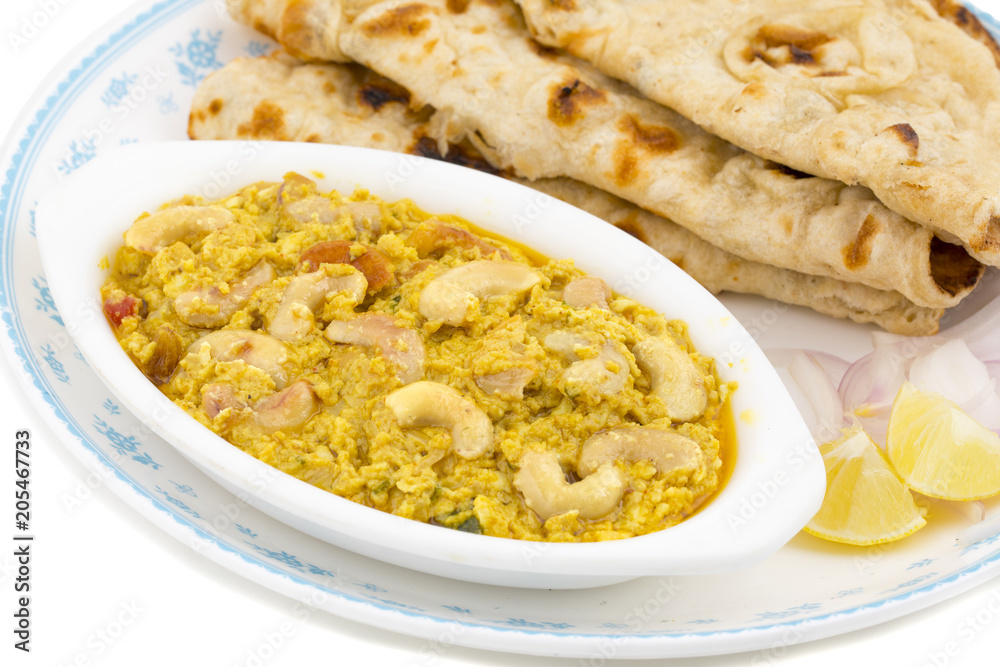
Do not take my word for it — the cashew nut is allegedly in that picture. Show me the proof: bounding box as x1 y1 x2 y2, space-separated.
283 196 337 224
269 267 368 341
513 450 625 521
476 367 536 399
275 172 315 206
175 261 276 328
338 201 384 234
578 426 703 478
124 206 234 254
201 380 320 433
470 316 538 399
299 240 395 294
418 260 541 326
202 382 242 420
384 381 493 459
324 313 425 384
544 331 629 401
633 337 708 422
189 329 290 388
252 380 321 433
283 196 383 235
563 276 611 310
406 221 512 260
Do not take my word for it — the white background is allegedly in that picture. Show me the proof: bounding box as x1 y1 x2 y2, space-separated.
2 1 1000 665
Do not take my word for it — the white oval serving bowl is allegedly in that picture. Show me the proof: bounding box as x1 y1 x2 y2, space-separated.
37 140 824 589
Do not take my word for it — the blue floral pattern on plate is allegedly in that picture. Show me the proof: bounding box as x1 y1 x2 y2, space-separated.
169 28 224 86
56 138 98 176
101 72 140 108
1 0 999 658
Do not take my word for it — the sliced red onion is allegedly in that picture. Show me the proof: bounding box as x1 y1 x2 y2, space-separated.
940 290 1000 361
908 339 992 405
987 360 1000 383
857 414 890 450
789 352 847 442
908 338 1000 432
768 349 847 443
914 494 986 525
959 381 1000 433
958 511 1000 548
804 350 851 388
763 347 802 371
772 365 815 436
960 500 987 524
765 348 849 386
769 287 1000 445
838 341 913 420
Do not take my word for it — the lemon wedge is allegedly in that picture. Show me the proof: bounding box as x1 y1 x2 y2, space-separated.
886 382 1000 501
805 425 926 546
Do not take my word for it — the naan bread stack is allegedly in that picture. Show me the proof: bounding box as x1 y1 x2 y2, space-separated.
189 53 941 333
190 0 1000 334
517 0 1000 264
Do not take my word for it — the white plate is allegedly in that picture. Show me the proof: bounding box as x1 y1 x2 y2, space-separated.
1 0 999 658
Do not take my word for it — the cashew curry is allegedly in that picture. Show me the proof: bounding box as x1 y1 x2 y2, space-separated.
101 173 735 542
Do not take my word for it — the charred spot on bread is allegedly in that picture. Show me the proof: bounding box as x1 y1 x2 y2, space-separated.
886 123 920 157
279 0 329 59
744 24 835 69
739 81 768 100
611 116 681 186
758 24 832 52
763 160 813 179
360 3 432 38
547 79 607 127
357 79 411 110
446 0 471 13
972 215 1000 253
237 100 287 140
621 115 681 155
528 38 560 59
409 135 503 175
843 214 880 270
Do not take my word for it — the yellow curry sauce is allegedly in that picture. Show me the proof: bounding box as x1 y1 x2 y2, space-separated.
101 173 735 542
